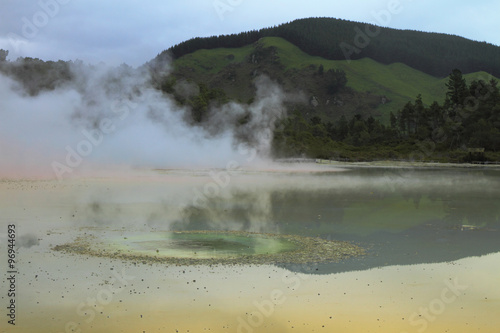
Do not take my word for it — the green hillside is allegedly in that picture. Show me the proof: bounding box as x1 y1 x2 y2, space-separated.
170 36 498 122
163 17 500 78
161 35 500 161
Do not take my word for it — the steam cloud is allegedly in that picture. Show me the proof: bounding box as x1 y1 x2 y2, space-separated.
0 61 292 179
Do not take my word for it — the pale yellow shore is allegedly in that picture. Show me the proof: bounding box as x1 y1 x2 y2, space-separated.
1 174 499 333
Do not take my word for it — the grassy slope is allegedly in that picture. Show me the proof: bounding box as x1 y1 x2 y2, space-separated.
174 37 499 121
174 44 254 74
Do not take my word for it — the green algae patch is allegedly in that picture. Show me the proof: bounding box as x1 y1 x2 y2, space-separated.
53 230 365 266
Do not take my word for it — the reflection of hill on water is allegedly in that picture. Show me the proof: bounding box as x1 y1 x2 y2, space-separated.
165 167 500 274
280 221 499 275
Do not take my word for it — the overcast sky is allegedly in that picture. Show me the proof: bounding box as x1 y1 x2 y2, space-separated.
1 0 499 66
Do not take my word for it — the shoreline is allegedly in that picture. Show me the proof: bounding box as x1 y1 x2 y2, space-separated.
2 159 500 182
313 159 500 169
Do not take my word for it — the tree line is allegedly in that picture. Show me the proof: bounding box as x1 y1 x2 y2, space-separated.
272 69 500 161
0 50 73 95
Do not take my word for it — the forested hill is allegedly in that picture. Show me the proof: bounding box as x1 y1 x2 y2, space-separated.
158 17 500 78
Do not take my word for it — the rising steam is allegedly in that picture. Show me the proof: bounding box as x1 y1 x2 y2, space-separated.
0 60 293 179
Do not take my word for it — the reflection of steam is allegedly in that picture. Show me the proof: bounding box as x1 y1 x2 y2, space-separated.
17 233 40 248
67 169 499 234
174 190 276 233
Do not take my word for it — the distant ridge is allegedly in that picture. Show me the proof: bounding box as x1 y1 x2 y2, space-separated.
157 17 500 78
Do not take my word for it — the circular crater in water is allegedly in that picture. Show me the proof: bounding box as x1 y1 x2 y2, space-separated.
53 230 365 265
111 231 298 259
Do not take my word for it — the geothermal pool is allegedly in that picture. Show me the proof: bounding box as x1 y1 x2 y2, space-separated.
107 231 297 259
53 229 364 265
1 165 499 333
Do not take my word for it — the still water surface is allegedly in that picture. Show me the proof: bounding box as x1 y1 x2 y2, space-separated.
2 166 498 333
171 167 500 273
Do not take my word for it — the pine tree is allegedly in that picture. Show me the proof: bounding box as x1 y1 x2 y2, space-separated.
445 69 469 107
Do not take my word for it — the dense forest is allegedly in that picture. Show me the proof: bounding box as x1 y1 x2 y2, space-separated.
272 69 500 162
160 17 500 78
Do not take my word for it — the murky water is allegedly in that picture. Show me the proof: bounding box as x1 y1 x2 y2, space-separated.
273 167 500 273
1 165 499 333
163 167 500 272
